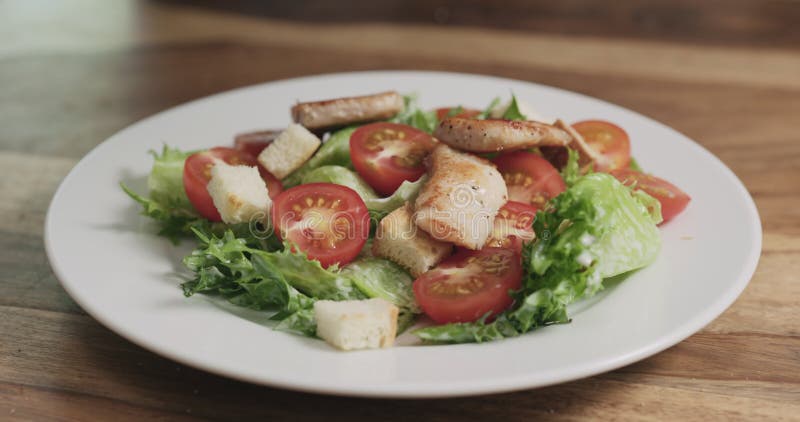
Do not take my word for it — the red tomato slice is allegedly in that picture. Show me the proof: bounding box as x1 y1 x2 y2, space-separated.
413 247 522 324
485 201 538 252
350 122 438 196
492 151 566 208
435 107 481 120
234 129 280 157
271 183 369 268
610 169 690 224
184 147 283 221
572 120 631 172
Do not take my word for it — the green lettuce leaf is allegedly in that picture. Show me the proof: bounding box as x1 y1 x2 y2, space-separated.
182 228 373 338
476 97 501 119
342 257 419 313
255 247 366 301
121 145 202 243
147 145 195 211
301 165 378 202
282 126 359 187
628 157 643 172
182 229 314 313
364 175 427 221
561 148 583 187
391 94 438 133
415 172 662 343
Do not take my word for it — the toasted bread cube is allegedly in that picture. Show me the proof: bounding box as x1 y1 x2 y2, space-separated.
206 161 271 224
314 298 399 350
372 205 452 277
414 145 508 250
257 123 321 179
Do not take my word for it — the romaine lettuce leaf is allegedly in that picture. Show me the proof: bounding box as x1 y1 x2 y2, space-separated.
282 126 359 187
415 173 662 343
301 165 378 202
299 164 426 222
342 257 419 313
147 145 195 211
364 176 427 221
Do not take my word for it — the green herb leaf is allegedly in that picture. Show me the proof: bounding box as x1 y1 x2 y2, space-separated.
501 94 527 121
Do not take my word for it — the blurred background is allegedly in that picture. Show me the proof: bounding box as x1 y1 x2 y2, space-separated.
2 0 798 159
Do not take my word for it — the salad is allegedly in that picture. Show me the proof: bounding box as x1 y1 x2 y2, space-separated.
123 90 690 350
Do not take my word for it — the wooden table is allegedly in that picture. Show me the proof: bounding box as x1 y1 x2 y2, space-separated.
2 1 798 419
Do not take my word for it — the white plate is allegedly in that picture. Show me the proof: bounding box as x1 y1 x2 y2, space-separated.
45 71 761 398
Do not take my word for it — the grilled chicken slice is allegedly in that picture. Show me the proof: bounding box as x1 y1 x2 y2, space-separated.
414 144 508 250
291 91 404 131
433 117 572 153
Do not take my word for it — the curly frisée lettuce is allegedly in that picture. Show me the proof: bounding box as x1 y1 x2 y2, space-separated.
183 227 421 337
121 145 201 242
415 173 662 343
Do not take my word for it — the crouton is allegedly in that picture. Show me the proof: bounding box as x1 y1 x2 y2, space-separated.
206 161 271 224
414 145 508 250
372 205 452 277
314 298 399 350
257 123 321 179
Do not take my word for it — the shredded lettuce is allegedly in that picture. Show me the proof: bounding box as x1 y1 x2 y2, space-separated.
282 126 359 187
415 173 662 343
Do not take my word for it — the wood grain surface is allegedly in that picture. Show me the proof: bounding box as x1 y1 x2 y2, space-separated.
1 0 798 420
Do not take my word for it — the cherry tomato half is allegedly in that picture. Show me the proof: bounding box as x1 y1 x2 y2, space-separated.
610 169 690 224
350 122 438 196
572 120 631 172
485 201 539 252
413 247 523 324
271 183 369 268
435 107 481 120
234 129 281 157
492 151 566 208
183 147 283 221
